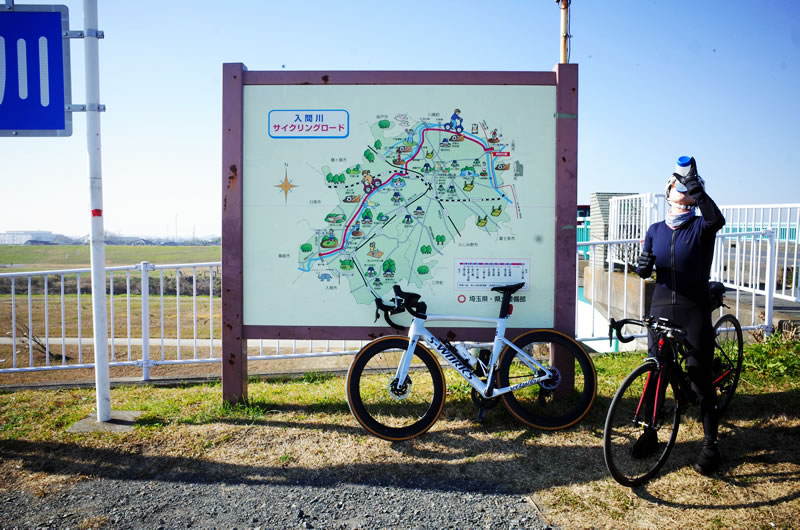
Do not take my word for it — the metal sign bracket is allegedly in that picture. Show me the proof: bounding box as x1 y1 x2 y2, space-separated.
64 28 104 39
66 104 106 112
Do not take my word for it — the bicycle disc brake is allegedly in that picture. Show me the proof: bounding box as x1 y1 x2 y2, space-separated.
387 376 412 400
539 366 561 390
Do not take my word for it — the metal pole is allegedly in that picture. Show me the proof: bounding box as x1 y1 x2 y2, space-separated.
560 0 570 64
764 230 776 336
140 261 151 381
84 0 111 422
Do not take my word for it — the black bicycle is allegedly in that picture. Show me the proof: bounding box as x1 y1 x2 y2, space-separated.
603 305 743 486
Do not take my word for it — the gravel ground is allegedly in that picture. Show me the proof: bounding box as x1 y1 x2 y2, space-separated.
2 477 553 529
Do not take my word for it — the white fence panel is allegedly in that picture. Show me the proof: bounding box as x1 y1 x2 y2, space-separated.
607 193 664 266
719 204 799 302
608 199 799 303
576 231 777 347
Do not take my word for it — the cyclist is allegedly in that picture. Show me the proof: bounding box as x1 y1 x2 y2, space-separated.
635 156 726 475
450 108 463 129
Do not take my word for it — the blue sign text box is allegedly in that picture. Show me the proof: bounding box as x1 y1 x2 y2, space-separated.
0 6 71 136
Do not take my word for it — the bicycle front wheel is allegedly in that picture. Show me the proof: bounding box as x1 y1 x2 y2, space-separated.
346 336 446 441
497 330 597 430
603 362 681 487
712 314 744 415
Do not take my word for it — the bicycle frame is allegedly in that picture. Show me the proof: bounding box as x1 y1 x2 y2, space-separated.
633 358 674 430
393 312 554 399
634 336 688 431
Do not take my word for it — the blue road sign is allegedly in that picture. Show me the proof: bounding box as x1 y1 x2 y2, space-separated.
0 5 72 136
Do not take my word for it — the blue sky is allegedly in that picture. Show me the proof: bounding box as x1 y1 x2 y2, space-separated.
1 0 798 238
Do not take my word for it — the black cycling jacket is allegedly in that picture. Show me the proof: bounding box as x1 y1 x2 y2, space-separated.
637 185 726 308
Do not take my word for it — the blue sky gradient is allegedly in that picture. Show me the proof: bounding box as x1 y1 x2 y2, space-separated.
1 0 798 238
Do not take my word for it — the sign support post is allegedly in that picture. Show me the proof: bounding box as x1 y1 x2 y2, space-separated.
83 0 110 422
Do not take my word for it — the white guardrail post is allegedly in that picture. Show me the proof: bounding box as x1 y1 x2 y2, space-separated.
764 229 776 336
140 261 152 380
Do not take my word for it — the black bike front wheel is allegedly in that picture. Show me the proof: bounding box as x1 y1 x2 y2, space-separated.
712 314 744 415
346 336 446 441
603 362 681 487
497 329 597 430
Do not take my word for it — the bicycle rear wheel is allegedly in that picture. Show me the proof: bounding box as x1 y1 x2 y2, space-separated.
603 362 681 487
346 336 446 441
712 314 744 415
497 330 597 430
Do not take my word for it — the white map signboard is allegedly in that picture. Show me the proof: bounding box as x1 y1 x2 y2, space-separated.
241 82 557 331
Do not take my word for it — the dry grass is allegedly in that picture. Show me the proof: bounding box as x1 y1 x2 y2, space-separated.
0 295 221 340
1 365 798 529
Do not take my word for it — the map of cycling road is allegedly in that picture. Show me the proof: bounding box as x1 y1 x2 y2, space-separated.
297 113 523 306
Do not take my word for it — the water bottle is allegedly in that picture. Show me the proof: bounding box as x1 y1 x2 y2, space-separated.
673 156 692 193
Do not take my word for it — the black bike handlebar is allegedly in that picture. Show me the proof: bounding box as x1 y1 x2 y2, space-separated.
374 283 521 330
608 316 687 346
373 285 428 331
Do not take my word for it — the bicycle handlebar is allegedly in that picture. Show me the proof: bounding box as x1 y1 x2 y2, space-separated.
373 285 428 331
374 282 523 331
608 316 687 346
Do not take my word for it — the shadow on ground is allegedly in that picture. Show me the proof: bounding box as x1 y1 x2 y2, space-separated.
1 389 798 505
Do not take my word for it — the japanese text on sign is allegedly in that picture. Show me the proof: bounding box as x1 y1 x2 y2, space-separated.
268 109 349 139
455 259 530 291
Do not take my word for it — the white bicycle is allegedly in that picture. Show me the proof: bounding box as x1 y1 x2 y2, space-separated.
346 283 597 441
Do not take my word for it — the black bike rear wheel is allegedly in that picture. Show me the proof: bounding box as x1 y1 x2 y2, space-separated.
497 330 597 430
712 314 744 415
604 362 681 487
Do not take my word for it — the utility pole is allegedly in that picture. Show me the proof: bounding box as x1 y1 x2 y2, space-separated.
559 0 571 64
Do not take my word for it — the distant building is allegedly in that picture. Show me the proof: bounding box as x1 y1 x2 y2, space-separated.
0 231 57 245
588 192 635 265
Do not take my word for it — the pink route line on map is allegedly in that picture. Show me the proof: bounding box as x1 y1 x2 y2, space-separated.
318 127 511 257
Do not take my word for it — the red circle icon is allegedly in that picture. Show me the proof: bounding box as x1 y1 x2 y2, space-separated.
457 295 466 303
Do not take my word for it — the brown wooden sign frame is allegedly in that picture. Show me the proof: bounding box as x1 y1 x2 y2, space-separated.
221 64 578 403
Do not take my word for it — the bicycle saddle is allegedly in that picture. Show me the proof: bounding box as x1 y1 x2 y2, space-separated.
708 281 726 310
490 282 526 295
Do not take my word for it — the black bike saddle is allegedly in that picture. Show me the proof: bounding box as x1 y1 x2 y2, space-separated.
490 282 526 295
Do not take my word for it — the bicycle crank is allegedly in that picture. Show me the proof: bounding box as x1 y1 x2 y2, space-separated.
471 388 500 409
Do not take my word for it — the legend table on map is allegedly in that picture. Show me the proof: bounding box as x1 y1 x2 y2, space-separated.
455 259 530 290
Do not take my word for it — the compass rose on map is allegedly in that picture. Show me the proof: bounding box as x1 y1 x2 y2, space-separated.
275 166 298 203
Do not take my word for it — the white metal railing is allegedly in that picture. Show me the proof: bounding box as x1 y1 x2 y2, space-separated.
576 230 777 345
0 261 222 376
719 204 799 302
607 193 665 266
0 261 371 379
607 199 799 303
0 230 784 379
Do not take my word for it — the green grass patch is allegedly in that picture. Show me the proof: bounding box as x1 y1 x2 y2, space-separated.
742 331 800 383
0 245 221 270
1 336 798 530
